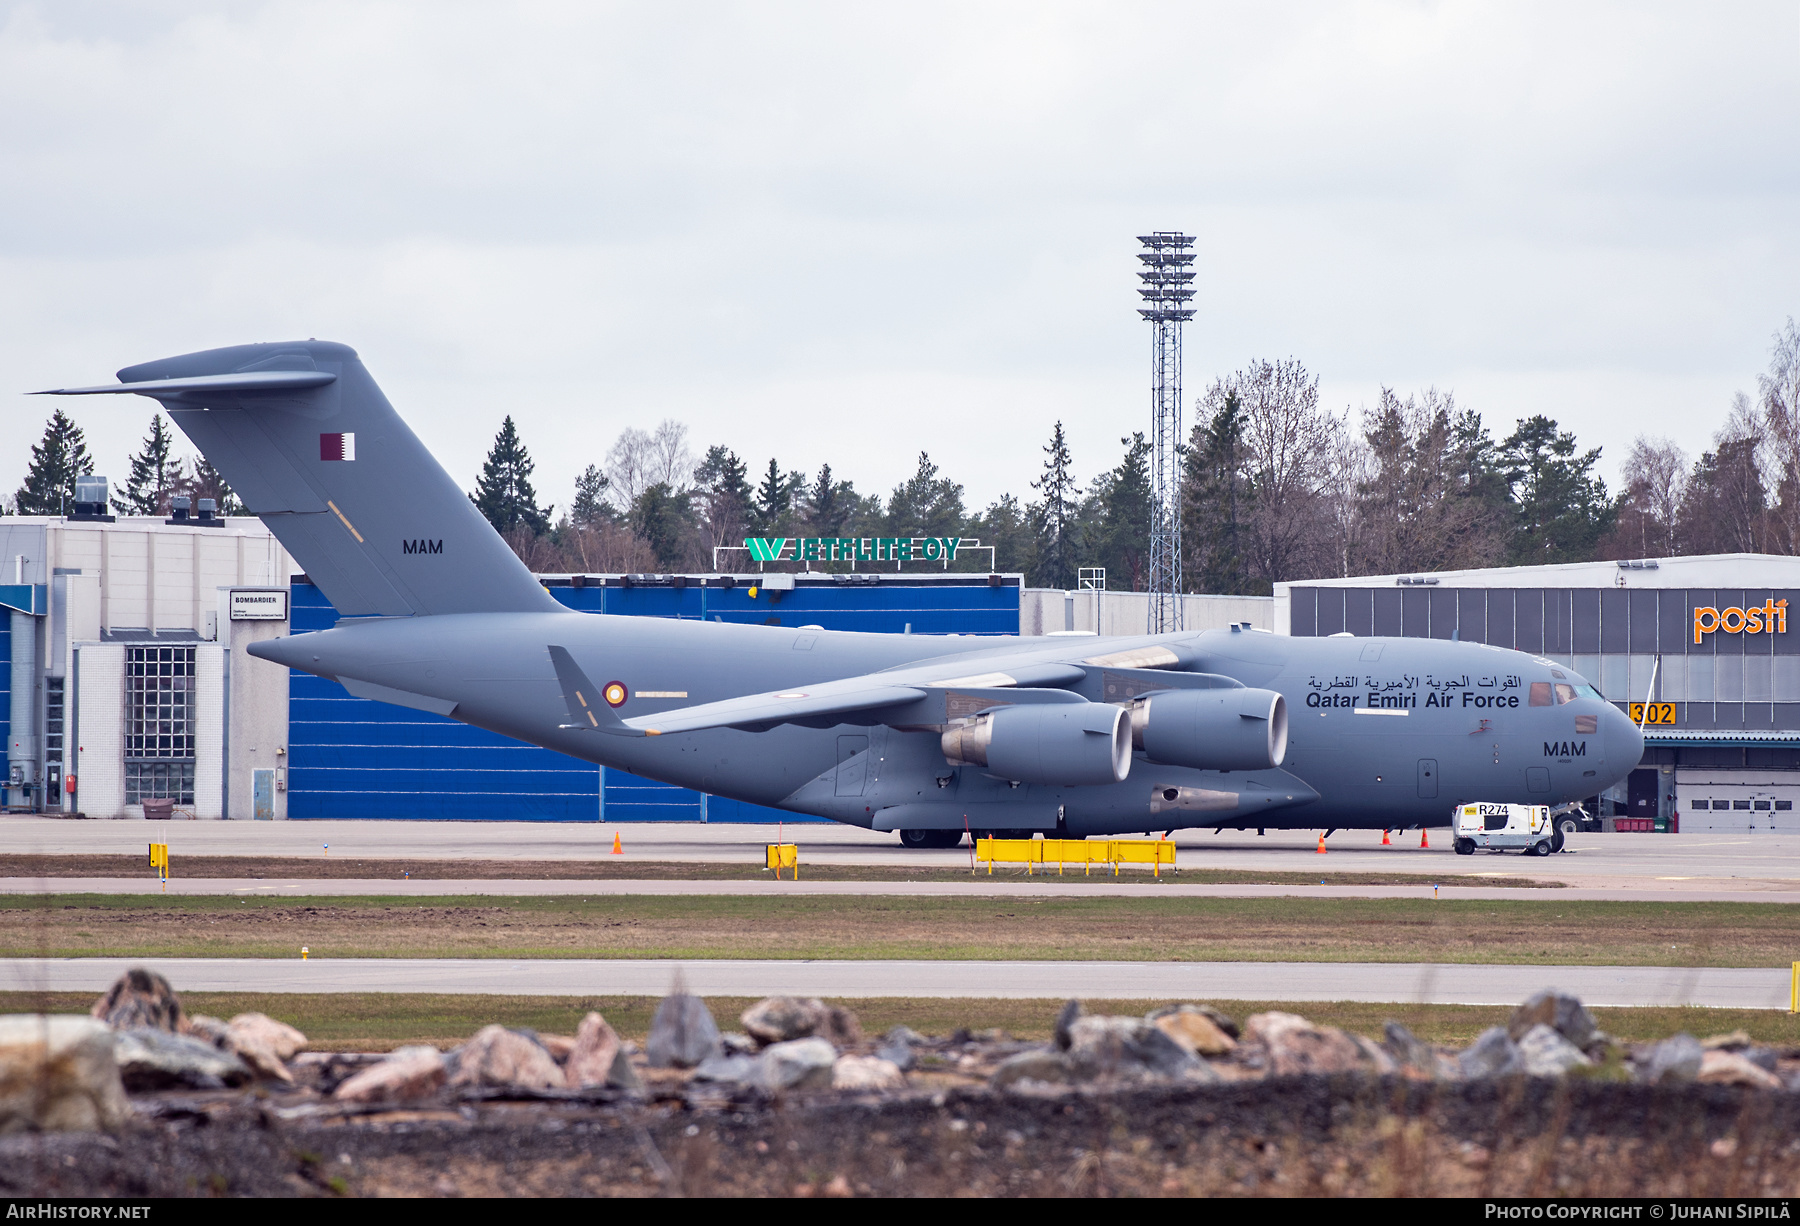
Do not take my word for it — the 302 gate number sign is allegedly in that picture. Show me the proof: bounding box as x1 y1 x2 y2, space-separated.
1629 702 1676 725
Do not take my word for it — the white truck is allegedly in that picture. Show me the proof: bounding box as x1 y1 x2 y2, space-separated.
1451 802 1561 856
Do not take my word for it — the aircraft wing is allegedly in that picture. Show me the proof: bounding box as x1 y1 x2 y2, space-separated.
623 658 1090 735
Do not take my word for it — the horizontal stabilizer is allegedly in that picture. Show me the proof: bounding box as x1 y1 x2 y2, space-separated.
36 371 337 397
549 646 645 738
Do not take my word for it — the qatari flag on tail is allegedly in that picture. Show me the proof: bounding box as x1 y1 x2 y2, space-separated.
319 432 356 461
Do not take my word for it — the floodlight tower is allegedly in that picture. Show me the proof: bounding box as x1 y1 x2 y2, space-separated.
1137 231 1196 634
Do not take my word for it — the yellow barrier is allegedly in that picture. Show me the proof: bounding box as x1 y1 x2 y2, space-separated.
1109 838 1177 878
974 837 1176 876
766 842 798 880
148 842 169 892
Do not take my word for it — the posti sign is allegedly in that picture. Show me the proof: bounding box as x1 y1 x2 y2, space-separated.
742 536 966 563
1692 599 1789 644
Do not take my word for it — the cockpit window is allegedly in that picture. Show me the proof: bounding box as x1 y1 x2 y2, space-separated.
1554 683 1576 705
1575 684 1603 700
1529 682 1553 706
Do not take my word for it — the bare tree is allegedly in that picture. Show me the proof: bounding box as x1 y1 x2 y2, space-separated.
603 419 693 512
1678 393 1767 555
1758 318 1800 554
1607 436 1687 558
1230 358 1351 585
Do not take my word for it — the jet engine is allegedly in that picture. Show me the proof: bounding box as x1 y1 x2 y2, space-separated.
1129 688 1288 771
940 702 1132 786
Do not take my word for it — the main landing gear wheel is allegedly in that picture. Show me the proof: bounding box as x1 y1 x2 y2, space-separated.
1453 838 1475 856
898 829 963 850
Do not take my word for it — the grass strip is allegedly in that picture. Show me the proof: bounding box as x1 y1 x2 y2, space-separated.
0 853 1563 888
1 892 1796 966
4 990 1793 1053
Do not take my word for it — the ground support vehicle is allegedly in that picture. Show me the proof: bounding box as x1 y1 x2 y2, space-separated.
1452 802 1560 856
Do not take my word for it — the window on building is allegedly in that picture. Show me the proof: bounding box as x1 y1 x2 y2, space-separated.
125 646 195 804
44 677 63 768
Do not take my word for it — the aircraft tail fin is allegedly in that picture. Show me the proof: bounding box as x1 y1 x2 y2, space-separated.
40 341 560 618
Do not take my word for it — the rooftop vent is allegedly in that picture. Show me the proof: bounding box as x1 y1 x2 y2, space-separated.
69 476 114 523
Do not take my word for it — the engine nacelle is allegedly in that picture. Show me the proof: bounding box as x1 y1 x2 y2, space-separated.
940 702 1132 786
1130 688 1288 771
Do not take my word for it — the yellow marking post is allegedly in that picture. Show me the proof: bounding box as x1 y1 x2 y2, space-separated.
766 842 799 880
148 842 169 891
1791 962 1798 1014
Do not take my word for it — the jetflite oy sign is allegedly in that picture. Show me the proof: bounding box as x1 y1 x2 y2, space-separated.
742 537 970 563
1693 599 1789 644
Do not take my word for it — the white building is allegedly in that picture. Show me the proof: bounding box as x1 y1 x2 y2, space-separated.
2 506 293 819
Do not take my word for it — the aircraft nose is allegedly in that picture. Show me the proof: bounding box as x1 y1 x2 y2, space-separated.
1604 703 1645 772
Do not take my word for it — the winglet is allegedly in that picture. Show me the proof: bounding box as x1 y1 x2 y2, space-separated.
548 646 645 738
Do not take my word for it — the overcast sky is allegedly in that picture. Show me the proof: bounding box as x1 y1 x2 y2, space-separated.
3 1 1797 516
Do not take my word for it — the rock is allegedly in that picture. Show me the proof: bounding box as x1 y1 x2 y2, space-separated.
448 1025 564 1090
90 968 184 1033
831 1055 904 1091
1516 1023 1592 1077
1147 1002 1239 1040
990 1049 1073 1089
564 1012 621 1089
1242 1012 1367 1077
333 1046 447 1104
537 1033 576 1062
874 1036 916 1072
647 993 722 1068
114 1028 253 1091
741 996 825 1045
1150 1007 1236 1057
1701 1030 1752 1052
739 997 861 1048
227 1013 307 1061
1052 999 1083 1050
183 1014 231 1047
1507 991 1597 1049
1382 1021 1448 1078
1457 1027 1524 1079
757 1037 837 1091
1639 1033 1703 1085
607 1046 642 1094
1350 1033 1399 1075
692 1053 758 1084
1066 1015 1201 1080
720 1031 759 1056
1696 1049 1783 1090
885 1025 927 1046
0 1015 130 1133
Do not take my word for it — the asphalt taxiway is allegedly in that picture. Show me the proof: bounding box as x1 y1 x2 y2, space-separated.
3 956 1787 1009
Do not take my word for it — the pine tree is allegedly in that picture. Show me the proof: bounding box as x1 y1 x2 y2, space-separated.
1183 393 1249 593
1098 433 1153 590
1502 415 1614 565
13 410 94 515
1029 423 1077 589
113 413 180 514
570 464 615 527
183 456 247 516
471 416 552 536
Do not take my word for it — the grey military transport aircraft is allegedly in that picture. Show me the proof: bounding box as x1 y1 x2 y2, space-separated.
44 341 1644 847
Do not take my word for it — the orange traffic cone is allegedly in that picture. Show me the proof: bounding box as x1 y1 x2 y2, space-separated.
1315 832 1327 854
611 831 623 855
1381 829 1391 845
1419 828 1430 849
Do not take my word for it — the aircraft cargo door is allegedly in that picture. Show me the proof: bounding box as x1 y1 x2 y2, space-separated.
835 735 870 797
1417 759 1438 799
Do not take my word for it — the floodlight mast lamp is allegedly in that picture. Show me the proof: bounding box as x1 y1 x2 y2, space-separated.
1137 231 1195 634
